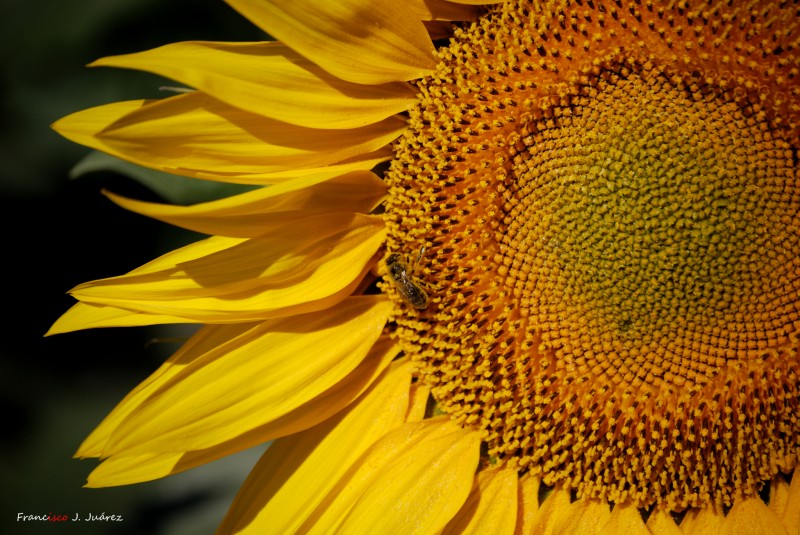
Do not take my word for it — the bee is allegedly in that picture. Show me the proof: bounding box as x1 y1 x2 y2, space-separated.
386 247 430 310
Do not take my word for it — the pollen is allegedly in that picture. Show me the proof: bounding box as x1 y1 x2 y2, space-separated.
384 0 800 510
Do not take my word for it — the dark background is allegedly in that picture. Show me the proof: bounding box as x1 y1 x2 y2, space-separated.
1 1 270 533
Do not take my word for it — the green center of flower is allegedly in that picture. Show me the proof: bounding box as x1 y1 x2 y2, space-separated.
506 70 800 390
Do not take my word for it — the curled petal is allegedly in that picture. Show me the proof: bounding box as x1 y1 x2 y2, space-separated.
67 213 385 324
53 93 404 183
225 0 436 84
104 170 386 238
92 41 416 129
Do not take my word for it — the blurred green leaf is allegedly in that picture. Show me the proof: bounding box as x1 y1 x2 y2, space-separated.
70 151 258 205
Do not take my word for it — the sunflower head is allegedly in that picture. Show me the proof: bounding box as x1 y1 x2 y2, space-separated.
385 0 800 511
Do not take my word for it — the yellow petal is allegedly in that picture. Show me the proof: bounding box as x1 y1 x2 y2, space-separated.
530 487 571 535
51 99 140 155
225 0 436 84
720 498 790 535
76 322 249 457
238 334 399 442
597 503 649 535
769 476 790 524
559 498 612 535
646 509 684 535
84 336 400 487
99 296 391 456
84 453 182 487
516 473 541 535
306 417 481 535
47 301 193 335
104 169 386 238
681 504 726 535
92 41 416 129
784 469 800 535
406 380 432 422
443 466 518 535
53 93 405 183
413 0 481 22
70 213 385 323
225 148 393 184
52 236 244 333
217 359 413 535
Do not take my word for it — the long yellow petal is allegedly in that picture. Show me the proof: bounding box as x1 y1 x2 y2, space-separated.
720 498 790 535
784 469 800 535
443 466 518 535
79 331 397 457
306 417 481 535
516 473 541 535
530 488 570 535
104 170 386 238
97 296 391 456
51 100 141 157
406 380 432 422
769 477 791 525
83 336 400 487
92 41 416 129
69 213 385 323
51 235 248 333
225 148 393 184
225 0 436 84
47 301 193 335
95 92 404 175
53 93 405 183
84 453 183 488
76 322 251 457
217 359 413 535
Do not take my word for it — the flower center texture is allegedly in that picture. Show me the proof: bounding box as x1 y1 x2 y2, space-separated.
384 0 800 510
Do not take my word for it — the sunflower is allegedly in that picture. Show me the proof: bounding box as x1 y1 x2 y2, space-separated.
50 0 800 533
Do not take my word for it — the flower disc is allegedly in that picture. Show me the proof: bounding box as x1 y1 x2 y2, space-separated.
384 0 800 510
